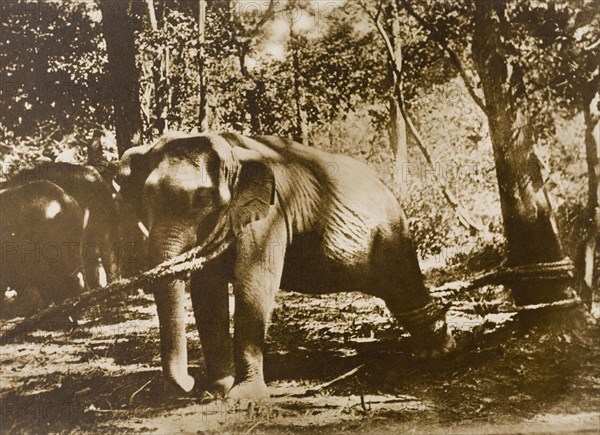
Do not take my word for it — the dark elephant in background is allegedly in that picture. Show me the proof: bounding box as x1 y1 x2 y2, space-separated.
0 180 86 316
117 132 455 400
6 163 120 287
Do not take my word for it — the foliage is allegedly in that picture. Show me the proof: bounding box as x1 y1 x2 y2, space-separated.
0 1 109 135
136 8 200 137
509 0 599 110
0 0 595 269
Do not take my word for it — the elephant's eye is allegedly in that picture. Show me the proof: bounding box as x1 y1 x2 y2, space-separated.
193 188 213 207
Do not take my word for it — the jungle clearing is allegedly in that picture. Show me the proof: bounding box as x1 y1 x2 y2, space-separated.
1 275 599 433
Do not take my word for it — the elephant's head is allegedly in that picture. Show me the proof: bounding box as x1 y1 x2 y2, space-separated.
116 133 275 391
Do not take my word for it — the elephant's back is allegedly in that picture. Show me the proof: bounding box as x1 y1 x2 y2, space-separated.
229 134 401 211
224 133 407 239
0 180 84 289
10 163 111 212
0 180 83 237
240 135 405 264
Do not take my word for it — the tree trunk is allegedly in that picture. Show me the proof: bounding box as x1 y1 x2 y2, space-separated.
577 85 600 308
472 0 581 323
248 80 264 134
197 0 209 132
239 49 263 135
99 0 143 156
146 0 169 136
388 3 408 174
290 30 309 145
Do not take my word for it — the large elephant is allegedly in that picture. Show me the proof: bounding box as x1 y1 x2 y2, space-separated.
6 163 120 287
0 180 86 316
117 132 455 400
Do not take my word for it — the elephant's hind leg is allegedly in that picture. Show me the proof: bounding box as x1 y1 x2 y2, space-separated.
369 233 455 356
191 254 235 397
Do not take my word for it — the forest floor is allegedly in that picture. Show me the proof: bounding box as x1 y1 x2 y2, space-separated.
1 270 599 434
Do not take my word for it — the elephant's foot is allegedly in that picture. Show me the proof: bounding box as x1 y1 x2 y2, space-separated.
202 375 234 399
412 329 456 359
395 301 456 359
164 371 195 393
227 379 270 402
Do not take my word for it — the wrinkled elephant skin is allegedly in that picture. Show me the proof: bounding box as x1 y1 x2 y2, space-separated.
117 132 455 401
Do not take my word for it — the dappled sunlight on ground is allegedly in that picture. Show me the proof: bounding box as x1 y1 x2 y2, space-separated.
1 287 599 433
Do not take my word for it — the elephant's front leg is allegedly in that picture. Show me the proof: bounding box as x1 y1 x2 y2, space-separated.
228 220 286 401
191 254 234 397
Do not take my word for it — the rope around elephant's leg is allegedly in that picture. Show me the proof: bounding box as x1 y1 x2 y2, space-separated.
0 239 232 344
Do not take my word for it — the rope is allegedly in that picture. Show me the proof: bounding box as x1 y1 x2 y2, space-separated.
0 249 582 343
431 257 581 315
394 300 450 332
0 238 232 344
467 257 574 288
432 257 575 296
515 297 582 313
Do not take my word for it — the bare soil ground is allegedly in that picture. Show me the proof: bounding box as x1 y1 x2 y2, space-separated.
1 278 599 434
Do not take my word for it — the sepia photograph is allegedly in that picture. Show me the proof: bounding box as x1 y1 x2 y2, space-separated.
0 0 599 433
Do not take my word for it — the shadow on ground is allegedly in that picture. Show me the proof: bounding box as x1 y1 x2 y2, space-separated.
1 288 599 433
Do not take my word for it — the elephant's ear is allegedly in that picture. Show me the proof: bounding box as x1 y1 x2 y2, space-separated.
116 143 154 207
228 147 276 236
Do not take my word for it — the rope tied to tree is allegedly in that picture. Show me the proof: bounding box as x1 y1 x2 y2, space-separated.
431 257 582 314
516 297 583 313
432 257 575 295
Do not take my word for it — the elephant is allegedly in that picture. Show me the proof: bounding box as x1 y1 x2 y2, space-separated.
0 180 86 316
117 132 456 400
5 162 121 287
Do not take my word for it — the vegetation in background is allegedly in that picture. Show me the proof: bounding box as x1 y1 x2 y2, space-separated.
0 0 596 279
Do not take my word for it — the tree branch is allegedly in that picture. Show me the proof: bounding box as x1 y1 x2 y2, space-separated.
364 0 482 232
399 0 487 114
402 107 484 232
243 0 275 40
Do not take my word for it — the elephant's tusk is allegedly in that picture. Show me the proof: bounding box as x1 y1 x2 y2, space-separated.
112 179 121 193
137 221 150 238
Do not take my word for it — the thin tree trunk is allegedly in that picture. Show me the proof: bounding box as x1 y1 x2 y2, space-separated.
248 80 264 134
239 48 263 135
290 29 309 144
146 0 157 28
239 49 250 133
233 0 273 134
577 85 600 308
388 3 408 171
99 0 143 156
197 0 209 132
147 0 169 135
368 1 480 232
472 0 581 322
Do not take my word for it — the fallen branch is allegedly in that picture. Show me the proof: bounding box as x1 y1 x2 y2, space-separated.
129 379 153 404
403 110 484 232
243 421 262 435
302 364 364 397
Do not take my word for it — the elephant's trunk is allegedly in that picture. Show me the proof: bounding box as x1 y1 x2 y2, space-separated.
148 224 196 392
